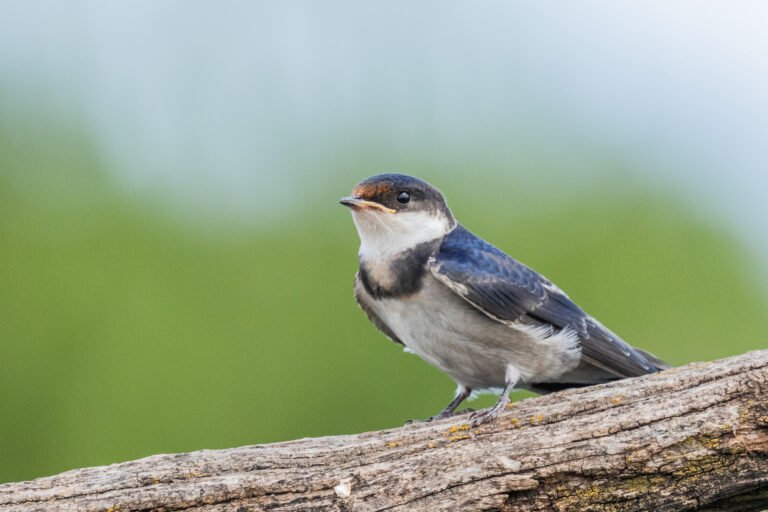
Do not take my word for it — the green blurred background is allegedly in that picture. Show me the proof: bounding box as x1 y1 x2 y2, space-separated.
1 2 767 484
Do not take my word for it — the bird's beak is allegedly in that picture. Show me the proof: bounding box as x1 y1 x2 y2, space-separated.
339 196 396 214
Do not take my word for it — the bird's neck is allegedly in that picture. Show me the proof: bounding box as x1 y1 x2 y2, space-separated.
358 239 441 299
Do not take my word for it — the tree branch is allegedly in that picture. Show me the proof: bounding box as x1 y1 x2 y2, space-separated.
2 351 768 512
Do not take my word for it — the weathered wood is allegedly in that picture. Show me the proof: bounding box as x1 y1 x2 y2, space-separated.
2 351 768 512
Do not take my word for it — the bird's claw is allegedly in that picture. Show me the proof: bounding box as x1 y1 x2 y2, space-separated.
404 416 442 425
404 407 476 425
404 414 448 425
468 405 504 427
408 406 503 427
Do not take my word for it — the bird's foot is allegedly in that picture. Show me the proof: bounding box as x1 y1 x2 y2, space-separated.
430 410 457 421
469 401 508 427
468 407 502 427
404 413 452 425
404 408 475 425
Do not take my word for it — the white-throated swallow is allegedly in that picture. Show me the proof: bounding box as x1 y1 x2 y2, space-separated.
340 173 669 426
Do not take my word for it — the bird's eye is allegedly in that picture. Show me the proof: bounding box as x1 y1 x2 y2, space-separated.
396 191 411 204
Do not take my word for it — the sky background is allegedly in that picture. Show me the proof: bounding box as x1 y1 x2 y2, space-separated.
1 1 767 484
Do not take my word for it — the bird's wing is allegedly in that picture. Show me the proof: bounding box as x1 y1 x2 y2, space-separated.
354 272 404 345
429 226 667 380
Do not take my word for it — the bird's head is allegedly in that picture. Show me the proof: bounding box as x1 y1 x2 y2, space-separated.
340 173 455 259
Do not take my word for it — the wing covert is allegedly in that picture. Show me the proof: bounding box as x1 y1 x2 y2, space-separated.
429 225 666 379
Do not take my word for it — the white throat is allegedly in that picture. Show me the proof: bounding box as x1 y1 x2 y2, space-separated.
351 209 453 260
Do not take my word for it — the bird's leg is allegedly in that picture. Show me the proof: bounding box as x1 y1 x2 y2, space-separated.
431 385 472 420
469 366 519 427
405 386 472 424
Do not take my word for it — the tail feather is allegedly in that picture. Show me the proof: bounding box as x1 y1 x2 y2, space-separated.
635 348 672 371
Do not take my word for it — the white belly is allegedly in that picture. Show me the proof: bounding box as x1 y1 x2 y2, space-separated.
369 275 581 390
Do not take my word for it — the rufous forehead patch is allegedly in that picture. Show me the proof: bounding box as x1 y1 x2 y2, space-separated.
353 181 393 199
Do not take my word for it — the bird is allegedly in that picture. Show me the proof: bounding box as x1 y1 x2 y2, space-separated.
340 173 669 427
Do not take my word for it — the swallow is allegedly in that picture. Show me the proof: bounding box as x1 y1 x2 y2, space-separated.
340 173 669 427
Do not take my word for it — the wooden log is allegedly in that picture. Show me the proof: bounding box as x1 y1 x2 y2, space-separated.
2 351 768 512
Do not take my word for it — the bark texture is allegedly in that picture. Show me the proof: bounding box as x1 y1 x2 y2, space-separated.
2 351 768 512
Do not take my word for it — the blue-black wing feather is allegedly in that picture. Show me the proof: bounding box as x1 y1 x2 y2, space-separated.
429 225 668 381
